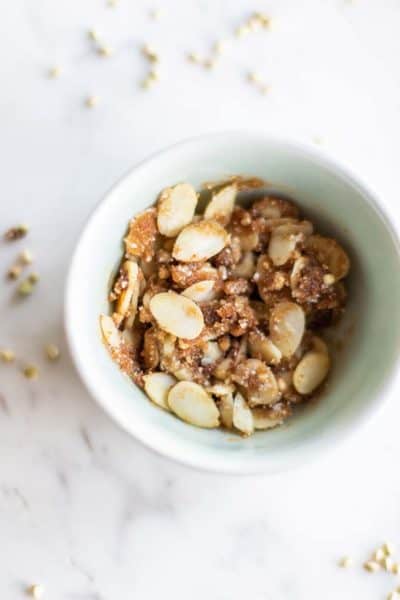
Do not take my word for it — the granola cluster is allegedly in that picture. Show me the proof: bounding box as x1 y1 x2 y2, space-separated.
100 179 350 436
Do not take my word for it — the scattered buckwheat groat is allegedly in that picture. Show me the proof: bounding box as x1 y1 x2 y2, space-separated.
338 556 353 568
23 364 39 380
4 224 28 241
0 349 15 363
44 343 60 361
100 177 350 436
85 95 99 108
48 66 61 78
19 249 33 265
26 584 44 599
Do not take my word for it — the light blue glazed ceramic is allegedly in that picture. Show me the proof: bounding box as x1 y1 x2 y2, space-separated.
65 132 400 474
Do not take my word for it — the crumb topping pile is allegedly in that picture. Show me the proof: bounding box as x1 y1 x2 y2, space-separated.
100 179 350 436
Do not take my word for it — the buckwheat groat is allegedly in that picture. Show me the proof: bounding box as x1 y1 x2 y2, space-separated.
100 179 350 436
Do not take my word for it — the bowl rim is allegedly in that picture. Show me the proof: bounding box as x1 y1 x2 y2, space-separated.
64 130 400 474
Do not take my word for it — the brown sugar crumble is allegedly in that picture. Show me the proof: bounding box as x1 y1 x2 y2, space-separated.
100 178 350 435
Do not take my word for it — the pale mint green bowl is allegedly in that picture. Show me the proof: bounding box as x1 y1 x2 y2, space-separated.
65 132 400 474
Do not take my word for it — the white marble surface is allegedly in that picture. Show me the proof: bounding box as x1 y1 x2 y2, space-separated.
2 0 400 598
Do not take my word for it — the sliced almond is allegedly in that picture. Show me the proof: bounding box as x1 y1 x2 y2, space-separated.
264 217 298 232
144 372 176 410
167 381 220 428
293 350 330 394
114 261 139 319
248 330 282 365
157 183 198 237
311 335 329 355
204 184 237 225
306 234 350 280
232 251 256 278
100 314 121 350
172 220 229 262
233 393 254 436
218 392 234 429
269 301 305 357
149 291 204 339
252 408 285 430
290 256 309 290
182 280 217 303
268 222 313 266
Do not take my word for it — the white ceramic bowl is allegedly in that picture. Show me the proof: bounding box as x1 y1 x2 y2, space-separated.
65 132 400 474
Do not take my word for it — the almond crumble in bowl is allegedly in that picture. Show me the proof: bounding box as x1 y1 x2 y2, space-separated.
100 181 350 437
65 133 400 473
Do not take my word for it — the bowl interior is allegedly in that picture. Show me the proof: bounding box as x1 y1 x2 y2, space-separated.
66 133 400 473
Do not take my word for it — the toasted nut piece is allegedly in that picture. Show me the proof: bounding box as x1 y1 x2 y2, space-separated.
100 314 122 350
323 273 335 286
248 330 282 365
157 183 198 237
232 251 256 278
338 556 353 568
115 261 140 321
149 291 204 339
306 234 350 280
252 408 285 430
290 256 309 290
208 383 236 396
252 196 298 219
201 341 223 365
167 381 220 428
269 302 305 358
45 343 60 361
124 208 158 262
268 222 312 266
182 280 217 303
268 227 298 266
144 372 176 410
0 349 15 362
293 351 330 394
233 392 254 436
217 392 234 429
233 359 280 407
172 220 229 262
204 184 237 225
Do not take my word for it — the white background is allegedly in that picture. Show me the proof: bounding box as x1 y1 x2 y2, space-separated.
1 1 400 598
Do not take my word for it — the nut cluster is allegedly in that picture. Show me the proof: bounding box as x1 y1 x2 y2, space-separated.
100 178 349 436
